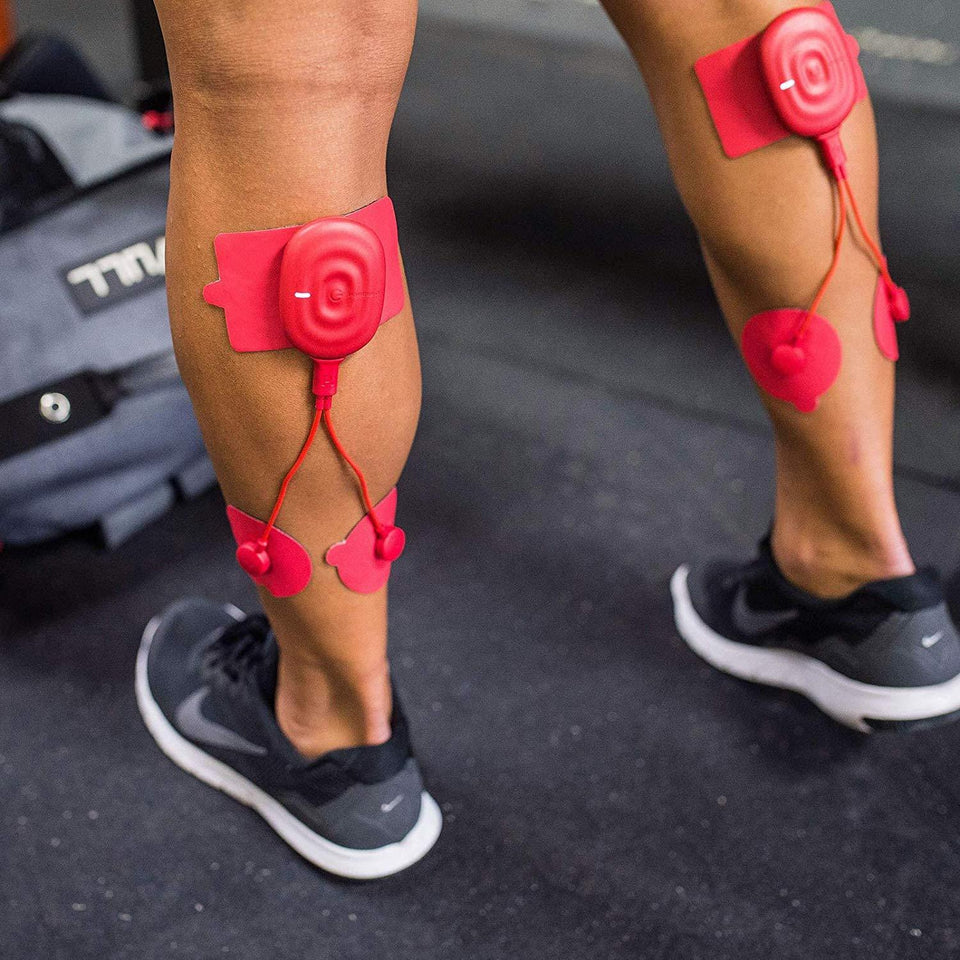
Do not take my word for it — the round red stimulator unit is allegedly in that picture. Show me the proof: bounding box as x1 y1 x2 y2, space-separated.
761 5 859 267
279 217 387 405
760 6 859 162
233 214 405 581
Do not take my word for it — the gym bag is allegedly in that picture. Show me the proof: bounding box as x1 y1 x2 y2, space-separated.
0 85 214 547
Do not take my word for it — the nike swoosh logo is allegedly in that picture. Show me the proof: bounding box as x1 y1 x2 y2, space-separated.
731 585 798 637
174 687 268 756
380 794 404 813
922 632 944 649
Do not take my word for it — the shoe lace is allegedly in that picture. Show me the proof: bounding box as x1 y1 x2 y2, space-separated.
203 613 272 684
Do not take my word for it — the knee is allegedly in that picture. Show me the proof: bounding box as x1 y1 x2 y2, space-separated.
156 0 416 112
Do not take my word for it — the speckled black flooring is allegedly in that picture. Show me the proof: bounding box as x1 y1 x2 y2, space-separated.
3 17 960 960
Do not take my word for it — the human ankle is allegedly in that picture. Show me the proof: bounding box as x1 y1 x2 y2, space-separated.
771 520 914 599
274 654 393 759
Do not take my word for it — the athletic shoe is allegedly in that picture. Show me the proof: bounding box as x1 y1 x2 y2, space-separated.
671 539 960 732
135 599 442 878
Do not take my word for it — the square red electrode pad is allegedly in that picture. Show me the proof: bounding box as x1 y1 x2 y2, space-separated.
694 1 867 158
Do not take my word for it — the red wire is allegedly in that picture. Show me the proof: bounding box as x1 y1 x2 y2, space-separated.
840 177 893 284
254 401 385 549
793 178 847 341
257 407 323 546
321 406 386 537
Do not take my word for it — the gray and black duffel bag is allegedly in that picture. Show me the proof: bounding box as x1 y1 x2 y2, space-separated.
0 91 214 548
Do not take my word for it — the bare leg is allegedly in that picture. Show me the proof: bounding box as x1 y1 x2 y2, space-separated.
156 0 420 754
600 0 913 596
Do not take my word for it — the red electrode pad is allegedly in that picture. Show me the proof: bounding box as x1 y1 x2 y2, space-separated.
205 197 408 597
203 197 404 356
226 505 312 598
326 487 402 594
741 308 842 413
695 2 866 159
741 277 901 411
873 274 899 362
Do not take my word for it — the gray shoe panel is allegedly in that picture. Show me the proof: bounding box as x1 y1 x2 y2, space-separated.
685 561 960 688
278 759 424 851
809 602 960 688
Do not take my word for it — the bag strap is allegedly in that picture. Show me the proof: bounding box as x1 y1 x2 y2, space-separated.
0 350 182 461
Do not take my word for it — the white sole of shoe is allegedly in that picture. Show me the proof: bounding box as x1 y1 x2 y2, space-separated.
135 611 443 879
671 565 960 733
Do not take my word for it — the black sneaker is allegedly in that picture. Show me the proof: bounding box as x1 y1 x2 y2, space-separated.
671 540 960 732
135 599 442 878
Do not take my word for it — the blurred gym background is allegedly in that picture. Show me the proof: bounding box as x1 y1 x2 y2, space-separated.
1 2 959 958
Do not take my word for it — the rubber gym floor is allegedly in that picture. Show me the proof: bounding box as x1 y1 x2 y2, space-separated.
3 11 960 960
